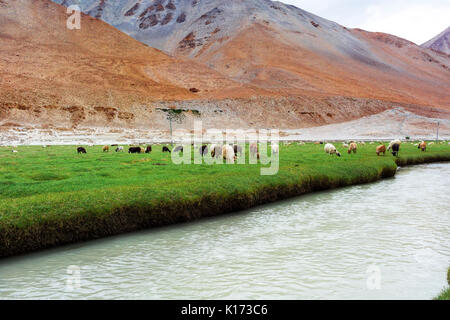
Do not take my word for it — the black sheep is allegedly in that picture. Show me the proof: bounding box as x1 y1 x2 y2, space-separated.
391 143 400 157
233 145 243 156
128 147 141 154
200 145 208 156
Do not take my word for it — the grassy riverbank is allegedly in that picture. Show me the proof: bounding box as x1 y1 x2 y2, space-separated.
434 267 450 300
0 142 449 258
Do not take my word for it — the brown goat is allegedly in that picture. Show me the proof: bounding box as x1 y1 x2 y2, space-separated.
348 143 357 154
418 141 427 152
376 145 386 156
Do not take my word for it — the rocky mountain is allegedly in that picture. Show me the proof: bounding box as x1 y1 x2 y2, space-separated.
0 0 260 131
1 0 449 137
52 0 450 112
421 27 450 55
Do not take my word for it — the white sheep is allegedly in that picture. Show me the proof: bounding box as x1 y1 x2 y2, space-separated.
388 140 402 151
324 143 341 157
388 140 402 156
210 144 222 158
222 145 236 163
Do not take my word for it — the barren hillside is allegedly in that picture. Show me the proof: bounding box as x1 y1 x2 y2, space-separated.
53 0 450 111
1 0 449 141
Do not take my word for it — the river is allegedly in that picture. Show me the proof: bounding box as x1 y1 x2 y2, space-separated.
0 163 449 299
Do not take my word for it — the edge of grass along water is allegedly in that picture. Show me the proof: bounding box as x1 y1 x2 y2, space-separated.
0 142 449 258
434 267 450 300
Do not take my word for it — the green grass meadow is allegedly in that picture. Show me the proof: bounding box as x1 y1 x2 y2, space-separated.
0 141 449 257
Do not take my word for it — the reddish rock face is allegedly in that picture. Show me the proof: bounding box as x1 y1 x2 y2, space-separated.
166 1 176 10
2 0 449 133
125 3 140 16
52 0 449 113
177 12 186 23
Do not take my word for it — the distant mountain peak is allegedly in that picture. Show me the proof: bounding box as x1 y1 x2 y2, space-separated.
421 26 450 55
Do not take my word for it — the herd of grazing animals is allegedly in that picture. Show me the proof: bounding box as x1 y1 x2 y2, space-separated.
322 139 433 158
67 139 443 161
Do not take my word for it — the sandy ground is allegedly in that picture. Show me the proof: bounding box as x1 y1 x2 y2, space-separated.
284 107 450 141
1 107 448 146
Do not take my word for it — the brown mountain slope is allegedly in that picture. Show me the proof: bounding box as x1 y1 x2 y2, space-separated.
1 0 449 136
0 0 260 129
174 11 450 112
53 0 450 113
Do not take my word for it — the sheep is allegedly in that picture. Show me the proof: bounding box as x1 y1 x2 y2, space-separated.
200 145 208 156
388 140 401 151
222 145 236 163
348 142 357 154
376 145 386 156
324 143 341 157
102 145 109 152
233 145 243 156
388 140 401 156
360 141 366 146
271 144 279 154
418 141 427 152
145 146 152 153
128 147 141 154
210 144 222 158
391 143 400 156
12 150 18 153
115 146 124 152
342 143 349 148
77 147 87 154
173 146 184 153
162 146 171 153
250 143 258 158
